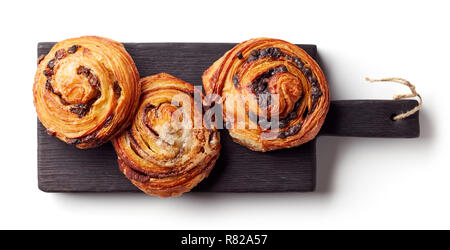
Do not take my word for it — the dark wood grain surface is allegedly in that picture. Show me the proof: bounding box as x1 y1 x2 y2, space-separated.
36 42 420 193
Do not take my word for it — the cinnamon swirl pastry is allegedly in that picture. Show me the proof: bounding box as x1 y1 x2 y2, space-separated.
33 36 140 149
112 73 221 197
203 38 330 151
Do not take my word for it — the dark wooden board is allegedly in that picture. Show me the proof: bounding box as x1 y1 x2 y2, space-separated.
36 42 420 193
321 100 420 138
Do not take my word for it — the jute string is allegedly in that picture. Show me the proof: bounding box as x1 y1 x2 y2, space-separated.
365 77 422 120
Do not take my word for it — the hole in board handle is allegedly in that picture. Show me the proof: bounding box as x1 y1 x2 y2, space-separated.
390 113 398 121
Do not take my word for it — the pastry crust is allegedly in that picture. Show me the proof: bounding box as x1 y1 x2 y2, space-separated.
112 73 221 198
33 36 140 149
203 38 330 151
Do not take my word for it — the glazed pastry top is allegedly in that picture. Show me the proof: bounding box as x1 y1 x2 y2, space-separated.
33 36 140 148
113 73 221 197
203 38 330 151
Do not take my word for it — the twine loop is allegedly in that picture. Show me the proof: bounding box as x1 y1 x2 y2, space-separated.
365 77 422 120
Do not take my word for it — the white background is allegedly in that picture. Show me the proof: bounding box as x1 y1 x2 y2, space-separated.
0 0 448 229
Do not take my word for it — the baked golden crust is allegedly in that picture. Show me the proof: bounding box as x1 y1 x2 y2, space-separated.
33 36 140 149
203 38 330 152
112 73 221 198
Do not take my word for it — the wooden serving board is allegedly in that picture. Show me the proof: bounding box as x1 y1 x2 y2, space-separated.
37 43 420 193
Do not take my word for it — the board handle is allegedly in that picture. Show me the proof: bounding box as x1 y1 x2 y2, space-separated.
319 100 420 138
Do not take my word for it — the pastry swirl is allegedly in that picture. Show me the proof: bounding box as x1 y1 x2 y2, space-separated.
33 36 140 149
203 38 330 151
112 73 221 197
